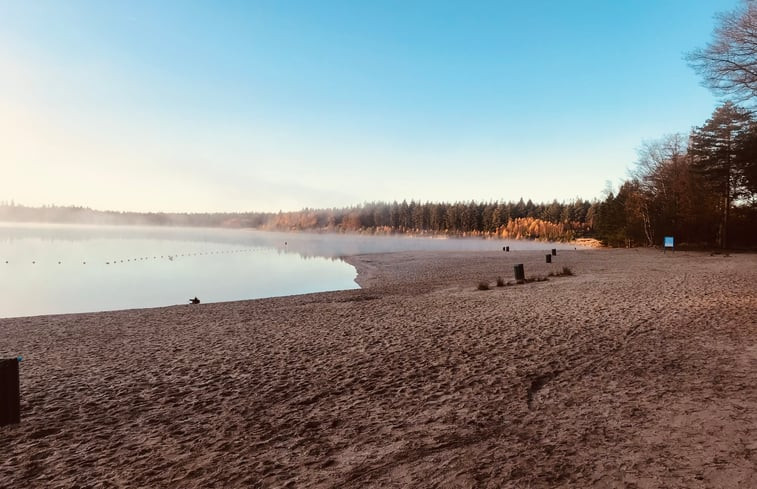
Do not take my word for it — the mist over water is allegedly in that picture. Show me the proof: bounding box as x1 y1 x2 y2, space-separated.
0 223 578 318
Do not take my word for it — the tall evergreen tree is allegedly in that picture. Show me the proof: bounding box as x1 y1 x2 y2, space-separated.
689 102 754 248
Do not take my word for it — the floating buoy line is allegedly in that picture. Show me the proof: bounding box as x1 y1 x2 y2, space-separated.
0 247 274 266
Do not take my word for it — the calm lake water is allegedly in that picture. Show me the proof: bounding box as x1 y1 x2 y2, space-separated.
0 223 573 318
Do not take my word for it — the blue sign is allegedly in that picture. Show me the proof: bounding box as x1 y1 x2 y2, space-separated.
664 236 674 248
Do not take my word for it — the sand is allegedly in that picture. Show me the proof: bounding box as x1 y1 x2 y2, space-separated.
1 248 755 488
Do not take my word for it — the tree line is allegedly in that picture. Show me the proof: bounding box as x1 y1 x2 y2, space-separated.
258 199 597 241
0 199 598 242
594 103 757 248
0 203 271 229
594 1 757 248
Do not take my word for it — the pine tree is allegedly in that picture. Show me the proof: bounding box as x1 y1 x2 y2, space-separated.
689 102 754 248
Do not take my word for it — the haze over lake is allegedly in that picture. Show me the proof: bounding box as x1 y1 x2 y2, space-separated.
1 223 578 318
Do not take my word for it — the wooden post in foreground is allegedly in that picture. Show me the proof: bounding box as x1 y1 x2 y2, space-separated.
546 254 552 263
513 264 525 282
0 358 21 426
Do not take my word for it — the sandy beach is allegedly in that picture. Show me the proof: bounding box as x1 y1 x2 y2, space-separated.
1 248 756 488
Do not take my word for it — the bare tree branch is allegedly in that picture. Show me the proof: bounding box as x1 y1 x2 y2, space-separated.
687 1 757 102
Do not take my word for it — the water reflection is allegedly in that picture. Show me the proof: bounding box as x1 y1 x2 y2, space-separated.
0 224 361 318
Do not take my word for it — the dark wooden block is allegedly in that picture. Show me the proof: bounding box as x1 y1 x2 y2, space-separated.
513 264 525 281
0 358 20 426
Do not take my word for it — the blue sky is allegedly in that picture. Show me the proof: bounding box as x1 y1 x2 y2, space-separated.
0 0 740 212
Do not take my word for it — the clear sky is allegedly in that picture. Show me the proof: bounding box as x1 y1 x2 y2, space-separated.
0 0 741 213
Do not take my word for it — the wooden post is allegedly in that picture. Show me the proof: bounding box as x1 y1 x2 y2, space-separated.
551 249 557 256
513 264 525 282
0 358 20 426
506 246 510 252
546 254 552 263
